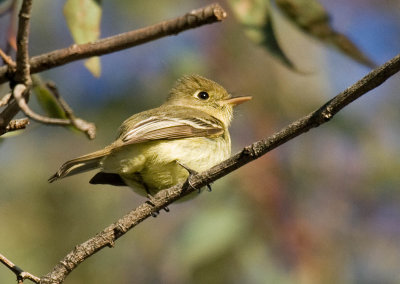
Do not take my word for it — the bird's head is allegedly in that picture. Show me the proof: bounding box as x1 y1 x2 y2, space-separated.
167 75 252 126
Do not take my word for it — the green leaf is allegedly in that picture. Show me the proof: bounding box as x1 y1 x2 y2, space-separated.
228 0 296 69
63 0 102 77
32 75 66 119
275 0 376 68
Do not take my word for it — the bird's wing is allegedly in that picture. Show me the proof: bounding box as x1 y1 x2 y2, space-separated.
118 108 224 146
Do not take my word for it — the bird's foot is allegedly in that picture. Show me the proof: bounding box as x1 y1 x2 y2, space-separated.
145 197 159 217
176 161 212 193
145 194 169 218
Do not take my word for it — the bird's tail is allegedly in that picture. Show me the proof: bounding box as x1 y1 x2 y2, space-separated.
48 148 112 183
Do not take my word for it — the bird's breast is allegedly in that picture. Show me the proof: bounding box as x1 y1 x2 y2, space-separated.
103 135 231 196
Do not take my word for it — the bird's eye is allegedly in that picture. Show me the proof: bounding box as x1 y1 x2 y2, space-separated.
197 91 209 100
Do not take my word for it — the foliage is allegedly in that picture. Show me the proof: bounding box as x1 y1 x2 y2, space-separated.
228 0 375 70
64 0 102 76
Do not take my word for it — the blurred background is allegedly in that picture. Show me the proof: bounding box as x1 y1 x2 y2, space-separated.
0 0 399 283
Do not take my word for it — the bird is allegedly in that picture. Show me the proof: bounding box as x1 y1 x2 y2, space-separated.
49 75 251 198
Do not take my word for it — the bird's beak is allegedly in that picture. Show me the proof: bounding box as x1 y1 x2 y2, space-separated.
223 96 252 106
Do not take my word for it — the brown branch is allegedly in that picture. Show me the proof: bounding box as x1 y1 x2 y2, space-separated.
0 253 40 283
0 92 12 107
46 82 96 139
13 84 70 125
0 0 33 134
40 54 400 284
0 48 16 68
0 3 227 85
0 3 226 136
14 0 33 85
11 84 96 139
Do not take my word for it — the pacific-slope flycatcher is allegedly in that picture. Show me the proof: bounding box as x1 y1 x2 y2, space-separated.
49 75 251 197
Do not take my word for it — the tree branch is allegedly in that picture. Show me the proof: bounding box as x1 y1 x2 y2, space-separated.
0 0 33 134
40 54 400 284
13 84 69 125
0 253 40 283
0 3 227 85
11 84 96 139
0 93 12 107
14 0 33 85
0 48 16 69
0 3 227 136
46 82 96 139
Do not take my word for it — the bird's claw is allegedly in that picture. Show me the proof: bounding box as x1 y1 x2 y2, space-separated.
176 161 212 193
145 194 169 217
145 197 159 217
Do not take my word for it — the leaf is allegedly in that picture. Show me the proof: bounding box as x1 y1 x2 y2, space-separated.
32 75 66 119
32 76 93 136
228 0 296 69
63 0 102 77
0 131 23 140
275 0 376 68
84 56 101 77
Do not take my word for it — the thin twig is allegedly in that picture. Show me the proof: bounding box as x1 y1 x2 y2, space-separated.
0 3 227 85
5 118 29 132
0 253 40 283
0 48 16 69
0 0 33 134
41 54 400 284
0 93 12 107
0 3 226 135
46 82 96 139
10 83 96 138
14 0 33 85
13 84 70 125
45 82 74 114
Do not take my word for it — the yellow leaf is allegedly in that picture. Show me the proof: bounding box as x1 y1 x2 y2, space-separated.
84 56 101 77
64 0 102 76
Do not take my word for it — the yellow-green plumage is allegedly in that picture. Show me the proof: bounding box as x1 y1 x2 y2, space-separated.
103 135 230 196
49 75 251 198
